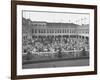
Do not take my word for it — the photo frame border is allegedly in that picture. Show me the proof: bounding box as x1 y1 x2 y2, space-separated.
11 1 97 80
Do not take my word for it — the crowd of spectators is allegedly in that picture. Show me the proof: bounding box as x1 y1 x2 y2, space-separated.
22 35 89 54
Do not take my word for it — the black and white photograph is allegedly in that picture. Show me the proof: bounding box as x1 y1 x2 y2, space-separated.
22 10 90 69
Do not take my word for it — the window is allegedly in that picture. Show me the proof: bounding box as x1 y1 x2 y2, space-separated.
52 29 54 33
35 29 37 33
60 29 62 33
55 29 57 33
32 29 34 33
63 29 65 33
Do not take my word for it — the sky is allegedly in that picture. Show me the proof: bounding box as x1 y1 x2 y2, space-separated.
22 10 90 25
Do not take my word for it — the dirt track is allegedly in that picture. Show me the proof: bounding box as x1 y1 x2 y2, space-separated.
22 58 89 69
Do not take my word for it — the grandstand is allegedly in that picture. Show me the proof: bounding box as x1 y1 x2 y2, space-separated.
22 17 89 60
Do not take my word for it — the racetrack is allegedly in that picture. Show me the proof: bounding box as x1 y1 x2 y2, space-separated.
22 58 89 69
